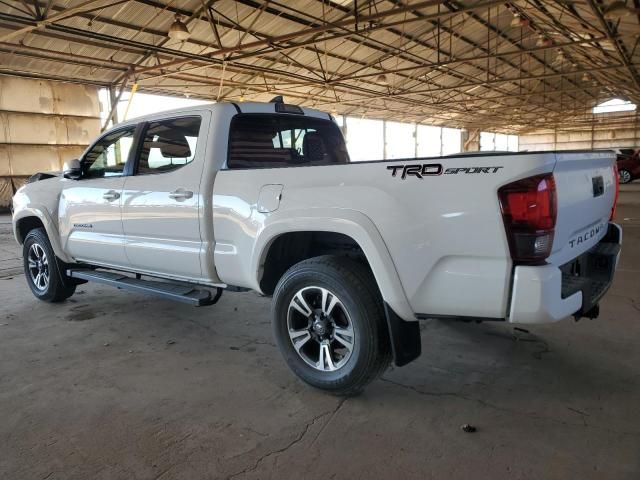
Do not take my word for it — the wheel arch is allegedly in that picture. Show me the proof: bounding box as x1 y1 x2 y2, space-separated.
254 210 413 318
259 231 364 295
13 207 72 263
253 210 421 366
15 215 45 244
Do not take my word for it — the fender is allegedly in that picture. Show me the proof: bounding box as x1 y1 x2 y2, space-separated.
252 208 415 322
12 205 73 264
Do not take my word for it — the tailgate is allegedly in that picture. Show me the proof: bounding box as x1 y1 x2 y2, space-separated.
549 151 616 266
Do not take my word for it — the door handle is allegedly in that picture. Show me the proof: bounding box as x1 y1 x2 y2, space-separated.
169 189 194 201
103 190 120 201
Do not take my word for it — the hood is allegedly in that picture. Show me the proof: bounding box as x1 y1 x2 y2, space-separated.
26 171 62 184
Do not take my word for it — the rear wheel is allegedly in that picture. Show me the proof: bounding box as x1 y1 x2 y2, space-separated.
619 169 632 184
272 255 390 396
23 228 75 302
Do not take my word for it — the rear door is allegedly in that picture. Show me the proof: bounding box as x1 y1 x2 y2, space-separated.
549 151 617 266
59 126 136 267
121 114 209 281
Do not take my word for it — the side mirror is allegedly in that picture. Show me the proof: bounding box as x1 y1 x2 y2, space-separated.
63 159 82 180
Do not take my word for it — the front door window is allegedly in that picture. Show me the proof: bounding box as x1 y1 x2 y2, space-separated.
83 127 135 178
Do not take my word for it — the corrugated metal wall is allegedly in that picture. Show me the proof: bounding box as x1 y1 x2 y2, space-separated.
519 112 640 152
0 75 101 208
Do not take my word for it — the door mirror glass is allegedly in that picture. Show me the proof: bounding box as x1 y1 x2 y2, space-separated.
63 159 82 180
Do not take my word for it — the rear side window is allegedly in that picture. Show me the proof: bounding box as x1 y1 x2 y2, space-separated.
136 116 201 175
227 114 349 169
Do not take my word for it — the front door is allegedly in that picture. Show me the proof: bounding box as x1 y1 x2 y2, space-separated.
59 126 136 267
121 115 207 281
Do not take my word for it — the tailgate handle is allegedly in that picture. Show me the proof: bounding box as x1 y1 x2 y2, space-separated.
592 176 604 197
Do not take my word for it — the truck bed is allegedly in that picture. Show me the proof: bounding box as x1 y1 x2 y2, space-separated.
213 149 617 321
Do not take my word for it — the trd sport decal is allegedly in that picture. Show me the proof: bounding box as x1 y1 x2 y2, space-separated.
445 166 504 174
387 164 442 179
387 164 503 179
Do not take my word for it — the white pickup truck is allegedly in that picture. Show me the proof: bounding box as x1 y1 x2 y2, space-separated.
12 98 622 395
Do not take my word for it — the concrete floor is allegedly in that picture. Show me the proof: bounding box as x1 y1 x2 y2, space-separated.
1 185 639 480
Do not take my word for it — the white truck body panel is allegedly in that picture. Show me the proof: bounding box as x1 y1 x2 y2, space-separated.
119 111 212 281
59 176 128 266
12 101 621 325
213 148 616 321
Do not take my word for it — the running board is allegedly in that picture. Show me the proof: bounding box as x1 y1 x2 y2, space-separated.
67 269 223 306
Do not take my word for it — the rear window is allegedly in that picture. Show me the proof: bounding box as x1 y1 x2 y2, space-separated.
227 114 349 169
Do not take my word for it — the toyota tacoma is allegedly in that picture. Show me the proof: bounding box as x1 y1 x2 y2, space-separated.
12 98 622 394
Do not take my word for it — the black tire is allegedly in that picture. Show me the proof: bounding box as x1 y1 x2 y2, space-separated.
23 228 76 302
619 169 632 184
272 255 391 396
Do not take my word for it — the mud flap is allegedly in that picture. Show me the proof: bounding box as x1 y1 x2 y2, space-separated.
55 257 88 287
384 303 421 367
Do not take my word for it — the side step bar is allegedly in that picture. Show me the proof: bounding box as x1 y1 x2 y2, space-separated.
67 269 223 306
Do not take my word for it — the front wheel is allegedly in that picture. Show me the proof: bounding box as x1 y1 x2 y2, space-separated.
272 255 391 396
23 228 75 302
619 169 632 184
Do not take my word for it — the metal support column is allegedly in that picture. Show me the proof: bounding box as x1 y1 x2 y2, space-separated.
383 120 387 160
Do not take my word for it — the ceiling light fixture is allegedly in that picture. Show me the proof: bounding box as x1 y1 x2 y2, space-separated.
511 13 522 27
510 13 529 28
168 15 190 41
553 50 570 69
535 34 552 48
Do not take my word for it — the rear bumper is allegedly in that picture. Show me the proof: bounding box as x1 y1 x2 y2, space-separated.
509 223 622 324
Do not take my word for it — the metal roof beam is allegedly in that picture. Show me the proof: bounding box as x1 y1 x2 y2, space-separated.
133 0 504 75
0 0 124 42
587 0 640 94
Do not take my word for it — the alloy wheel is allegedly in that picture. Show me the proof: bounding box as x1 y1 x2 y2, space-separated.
27 243 49 292
620 170 632 184
287 286 355 372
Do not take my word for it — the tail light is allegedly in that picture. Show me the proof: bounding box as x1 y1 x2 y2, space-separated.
611 163 619 220
498 174 557 265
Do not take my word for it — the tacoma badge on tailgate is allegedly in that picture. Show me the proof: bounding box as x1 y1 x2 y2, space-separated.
569 222 606 249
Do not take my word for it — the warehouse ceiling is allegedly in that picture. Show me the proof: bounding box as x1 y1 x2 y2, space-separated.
0 0 639 133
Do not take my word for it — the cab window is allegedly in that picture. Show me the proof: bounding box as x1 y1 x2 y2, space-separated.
136 117 201 175
83 127 135 178
227 114 350 169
